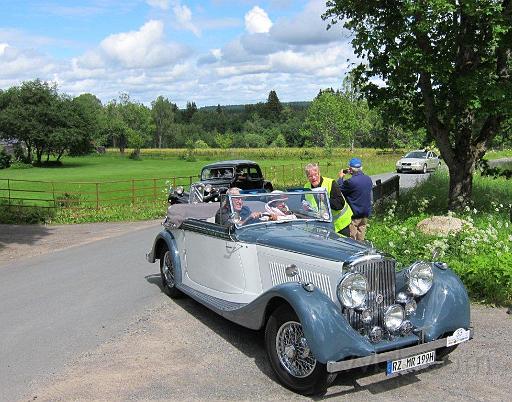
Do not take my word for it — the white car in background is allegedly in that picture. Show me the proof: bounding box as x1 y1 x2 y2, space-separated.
396 150 441 174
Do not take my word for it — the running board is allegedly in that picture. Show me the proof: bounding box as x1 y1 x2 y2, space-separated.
179 283 247 312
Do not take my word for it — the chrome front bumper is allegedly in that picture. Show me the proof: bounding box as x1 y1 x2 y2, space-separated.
327 328 473 373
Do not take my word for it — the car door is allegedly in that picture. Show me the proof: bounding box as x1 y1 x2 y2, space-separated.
181 220 246 294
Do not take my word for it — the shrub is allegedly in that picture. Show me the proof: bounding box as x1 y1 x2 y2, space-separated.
0 201 55 224
128 150 141 160
55 192 82 208
0 147 11 169
9 161 33 169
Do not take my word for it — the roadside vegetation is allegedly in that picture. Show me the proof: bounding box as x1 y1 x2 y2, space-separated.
368 170 512 305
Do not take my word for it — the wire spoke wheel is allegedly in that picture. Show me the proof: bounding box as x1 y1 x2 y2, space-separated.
276 321 316 378
162 251 175 287
160 248 181 298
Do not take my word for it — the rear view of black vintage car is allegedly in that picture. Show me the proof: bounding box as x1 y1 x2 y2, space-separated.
168 160 273 204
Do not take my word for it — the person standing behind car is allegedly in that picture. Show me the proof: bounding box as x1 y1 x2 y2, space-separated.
304 163 352 236
337 158 373 241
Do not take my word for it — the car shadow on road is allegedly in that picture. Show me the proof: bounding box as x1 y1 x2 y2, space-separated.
0 224 52 254
144 273 449 397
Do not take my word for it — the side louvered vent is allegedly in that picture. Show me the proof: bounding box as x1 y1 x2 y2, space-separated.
269 261 333 300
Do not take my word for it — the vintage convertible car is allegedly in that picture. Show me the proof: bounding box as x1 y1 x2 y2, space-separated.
147 189 472 395
168 160 273 204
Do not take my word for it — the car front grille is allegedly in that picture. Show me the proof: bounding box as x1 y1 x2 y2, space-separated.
343 258 396 332
189 183 205 203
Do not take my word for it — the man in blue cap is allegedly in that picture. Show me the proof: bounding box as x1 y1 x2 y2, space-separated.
337 157 373 241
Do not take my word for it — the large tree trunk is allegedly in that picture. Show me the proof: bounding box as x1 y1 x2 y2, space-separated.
446 157 475 210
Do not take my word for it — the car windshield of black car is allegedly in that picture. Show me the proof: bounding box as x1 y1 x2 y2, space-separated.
202 167 234 180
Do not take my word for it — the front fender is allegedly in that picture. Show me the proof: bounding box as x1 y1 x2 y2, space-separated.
408 266 470 341
147 230 182 284
223 283 374 364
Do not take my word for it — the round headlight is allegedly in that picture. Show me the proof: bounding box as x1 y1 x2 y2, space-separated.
204 184 213 193
337 273 367 309
175 185 184 195
384 304 404 332
408 262 433 296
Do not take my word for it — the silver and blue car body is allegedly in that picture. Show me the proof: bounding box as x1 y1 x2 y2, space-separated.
147 190 472 394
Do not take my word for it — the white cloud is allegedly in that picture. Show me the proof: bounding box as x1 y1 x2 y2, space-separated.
0 45 57 79
99 20 188 68
245 6 273 34
173 3 201 37
0 43 8 56
146 0 170 10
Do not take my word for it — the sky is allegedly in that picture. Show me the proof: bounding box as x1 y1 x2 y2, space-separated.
0 0 358 107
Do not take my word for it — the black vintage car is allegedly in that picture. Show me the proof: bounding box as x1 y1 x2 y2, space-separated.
168 160 273 204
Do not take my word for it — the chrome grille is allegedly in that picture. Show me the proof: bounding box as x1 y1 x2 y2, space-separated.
344 258 396 331
189 183 205 203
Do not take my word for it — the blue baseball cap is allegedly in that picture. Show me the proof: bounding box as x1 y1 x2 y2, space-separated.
349 157 362 168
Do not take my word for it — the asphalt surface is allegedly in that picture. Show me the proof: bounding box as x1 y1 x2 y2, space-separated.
0 224 163 402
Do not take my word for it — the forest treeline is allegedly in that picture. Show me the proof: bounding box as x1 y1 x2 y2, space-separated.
0 78 510 165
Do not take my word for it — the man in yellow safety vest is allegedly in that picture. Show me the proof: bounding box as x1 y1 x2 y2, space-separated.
304 163 353 236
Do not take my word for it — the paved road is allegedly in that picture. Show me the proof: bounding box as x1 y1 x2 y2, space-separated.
371 171 433 190
0 225 163 402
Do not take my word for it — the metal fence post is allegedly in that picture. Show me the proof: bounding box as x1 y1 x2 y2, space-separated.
52 182 56 208
96 183 99 209
132 179 135 204
7 179 11 207
153 178 157 201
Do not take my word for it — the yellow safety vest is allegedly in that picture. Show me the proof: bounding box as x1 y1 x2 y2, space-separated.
304 177 353 233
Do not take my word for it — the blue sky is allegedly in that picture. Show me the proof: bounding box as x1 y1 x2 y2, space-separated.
0 0 357 107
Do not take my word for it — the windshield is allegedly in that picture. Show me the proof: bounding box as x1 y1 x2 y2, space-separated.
404 151 427 159
201 167 234 180
221 190 332 227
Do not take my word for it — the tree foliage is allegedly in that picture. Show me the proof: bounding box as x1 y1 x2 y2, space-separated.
324 0 512 209
0 80 94 163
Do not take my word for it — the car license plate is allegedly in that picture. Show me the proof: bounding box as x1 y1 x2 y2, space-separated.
386 350 436 375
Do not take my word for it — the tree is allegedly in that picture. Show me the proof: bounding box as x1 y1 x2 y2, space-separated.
0 80 59 163
182 101 197 123
73 93 105 148
301 91 372 150
265 90 283 121
0 80 93 164
324 0 512 209
151 96 175 148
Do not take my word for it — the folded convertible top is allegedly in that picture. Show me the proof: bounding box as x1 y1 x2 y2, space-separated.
166 202 220 228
